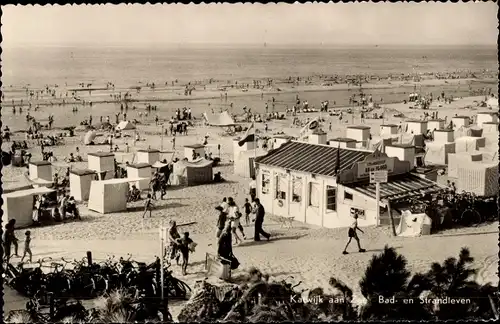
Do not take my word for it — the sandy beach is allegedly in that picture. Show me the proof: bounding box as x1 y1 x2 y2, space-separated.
2 79 499 319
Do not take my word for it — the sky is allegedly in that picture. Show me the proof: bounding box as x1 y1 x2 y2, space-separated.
2 2 498 46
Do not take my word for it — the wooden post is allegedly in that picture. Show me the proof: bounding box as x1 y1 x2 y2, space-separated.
48 293 55 321
387 200 397 237
86 251 92 266
161 124 164 152
159 220 165 302
375 182 380 226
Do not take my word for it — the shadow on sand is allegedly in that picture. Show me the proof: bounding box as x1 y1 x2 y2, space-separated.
236 233 307 248
126 202 186 213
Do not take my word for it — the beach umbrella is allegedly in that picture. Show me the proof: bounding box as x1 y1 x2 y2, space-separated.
84 130 97 145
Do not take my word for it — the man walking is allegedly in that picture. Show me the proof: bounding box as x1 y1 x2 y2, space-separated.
253 198 270 241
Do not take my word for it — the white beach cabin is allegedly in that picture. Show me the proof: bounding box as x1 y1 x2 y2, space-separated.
405 120 427 135
2 187 56 228
29 160 52 182
451 116 470 129
476 112 498 128
88 152 115 180
427 119 445 131
328 137 357 149
447 152 483 178
88 178 144 214
136 148 160 165
127 163 153 191
379 124 398 137
184 144 206 162
69 169 98 201
433 129 454 143
457 162 498 197
346 125 371 148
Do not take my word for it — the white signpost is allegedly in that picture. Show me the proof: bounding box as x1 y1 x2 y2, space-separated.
158 221 167 302
370 170 388 226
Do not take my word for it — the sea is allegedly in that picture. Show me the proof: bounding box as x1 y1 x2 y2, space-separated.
1 44 497 131
2 44 498 87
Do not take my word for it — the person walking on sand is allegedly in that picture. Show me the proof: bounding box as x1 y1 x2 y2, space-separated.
342 214 366 255
3 220 20 263
142 194 154 218
217 222 233 261
166 220 181 264
20 231 33 263
253 198 270 241
227 198 245 245
243 198 252 226
220 197 229 219
177 232 194 275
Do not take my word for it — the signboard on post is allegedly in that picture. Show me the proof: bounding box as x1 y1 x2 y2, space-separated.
358 158 393 179
370 170 388 184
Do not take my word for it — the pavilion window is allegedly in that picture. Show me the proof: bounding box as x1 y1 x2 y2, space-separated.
261 173 270 194
326 185 337 211
292 176 302 203
309 182 320 207
275 174 287 200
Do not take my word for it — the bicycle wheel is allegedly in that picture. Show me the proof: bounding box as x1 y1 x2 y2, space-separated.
460 209 482 226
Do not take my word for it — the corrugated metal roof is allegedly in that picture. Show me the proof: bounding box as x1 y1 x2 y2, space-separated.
346 174 444 201
254 141 370 177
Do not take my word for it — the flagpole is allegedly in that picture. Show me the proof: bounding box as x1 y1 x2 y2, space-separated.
253 120 257 160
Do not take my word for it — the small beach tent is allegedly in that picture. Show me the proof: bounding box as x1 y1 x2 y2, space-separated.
116 120 136 131
2 187 56 228
87 178 146 214
397 133 424 147
482 122 499 134
455 136 485 153
396 210 432 237
203 111 236 127
465 126 483 138
84 130 98 145
424 142 455 166
171 158 213 186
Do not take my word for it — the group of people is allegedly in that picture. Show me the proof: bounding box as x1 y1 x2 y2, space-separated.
3 219 33 264
165 220 196 276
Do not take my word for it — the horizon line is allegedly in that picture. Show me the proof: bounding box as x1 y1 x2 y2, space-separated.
3 42 496 48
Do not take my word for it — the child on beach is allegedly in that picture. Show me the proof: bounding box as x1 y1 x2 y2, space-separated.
20 231 33 263
342 214 366 255
176 232 194 275
143 194 154 218
243 198 252 226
